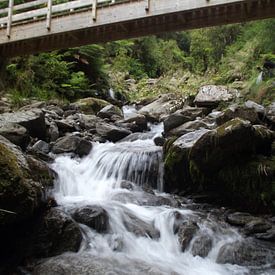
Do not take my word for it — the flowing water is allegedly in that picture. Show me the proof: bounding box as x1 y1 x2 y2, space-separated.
50 107 274 275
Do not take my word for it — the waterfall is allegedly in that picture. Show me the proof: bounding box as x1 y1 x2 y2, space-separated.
50 123 268 275
256 71 263 85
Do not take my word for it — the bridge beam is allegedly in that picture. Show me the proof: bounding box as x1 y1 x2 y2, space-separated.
0 0 274 57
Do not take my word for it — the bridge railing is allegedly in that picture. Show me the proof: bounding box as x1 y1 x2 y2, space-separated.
0 0 138 38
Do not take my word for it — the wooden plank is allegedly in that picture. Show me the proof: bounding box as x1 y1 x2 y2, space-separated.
0 0 47 15
0 0 115 24
6 0 13 37
92 0 97 21
46 0 52 30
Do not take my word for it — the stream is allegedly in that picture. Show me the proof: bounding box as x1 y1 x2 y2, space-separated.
46 107 275 275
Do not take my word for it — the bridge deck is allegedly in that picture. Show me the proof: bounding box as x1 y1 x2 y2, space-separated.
0 0 274 57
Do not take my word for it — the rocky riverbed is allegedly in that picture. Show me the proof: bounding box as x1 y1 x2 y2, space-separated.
0 85 274 274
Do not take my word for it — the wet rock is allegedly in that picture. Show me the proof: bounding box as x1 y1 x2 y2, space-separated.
0 108 46 139
123 212 160 239
138 93 184 121
266 102 275 129
0 136 45 226
119 132 155 142
120 180 135 190
190 118 255 176
78 114 102 130
191 234 213 257
0 123 30 149
52 135 92 157
154 136 165 146
226 212 255 226
96 122 131 142
163 129 209 193
119 114 148 132
33 253 164 275
178 220 199 251
244 220 272 235
216 105 260 126
72 97 109 115
98 104 123 119
194 85 239 107
256 228 275 242
72 206 109 233
217 240 275 266
32 208 82 257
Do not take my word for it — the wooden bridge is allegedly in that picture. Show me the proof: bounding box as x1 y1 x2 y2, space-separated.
0 0 274 57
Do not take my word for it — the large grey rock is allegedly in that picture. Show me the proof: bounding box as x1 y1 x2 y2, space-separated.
97 104 123 119
72 206 109 233
118 114 148 132
32 208 82 257
96 122 131 142
0 108 46 139
244 219 272 235
52 135 92 157
226 212 256 226
194 85 239 107
191 234 213 257
244 100 265 116
178 221 199 251
138 94 184 121
0 122 30 149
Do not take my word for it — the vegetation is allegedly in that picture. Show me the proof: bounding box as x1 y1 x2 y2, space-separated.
1 18 274 106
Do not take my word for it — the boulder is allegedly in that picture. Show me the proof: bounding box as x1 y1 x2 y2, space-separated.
217 240 275 266
167 120 210 137
244 100 266 118
0 136 46 227
164 129 209 193
31 140 50 155
0 108 46 139
138 94 184 121
96 122 131 142
216 105 260 126
163 111 190 133
191 234 213 257
52 135 92 157
72 97 109 115
177 220 199 251
244 220 272 235
72 206 109 233
32 208 82 257
47 122 59 142
256 228 275 242
194 85 239 107
118 114 148 132
0 123 30 149
97 104 123 119
123 211 160 239
226 212 256 226
266 102 275 129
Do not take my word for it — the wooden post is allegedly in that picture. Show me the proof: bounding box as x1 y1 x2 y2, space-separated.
46 0 53 30
7 0 14 38
145 0 150 12
92 0 97 21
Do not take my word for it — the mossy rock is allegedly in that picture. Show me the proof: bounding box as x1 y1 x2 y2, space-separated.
72 97 109 115
214 156 275 213
0 136 51 226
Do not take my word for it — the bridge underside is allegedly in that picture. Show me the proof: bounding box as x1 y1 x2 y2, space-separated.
0 0 274 57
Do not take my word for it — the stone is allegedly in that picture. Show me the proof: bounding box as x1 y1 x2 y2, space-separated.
72 97 109 115
47 122 59 142
72 206 109 233
0 136 45 226
216 105 260 126
163 111 190 133
154 136 165 146
96 122 131 142
123 211 160 239
167 120 210 137
266 102 275 129
0 108 46 139
138 94 184 121
226 212 255 226
217 240 275 266
119 114 148 132
0 123 30 149
32 208 82 257
194 85 239 107
244 100 266 117
191 234 213 257
244 219 272 235
256 228 275 242
52 135 92 157
31 140 50 154
97 104 123 119
178 221 199 251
